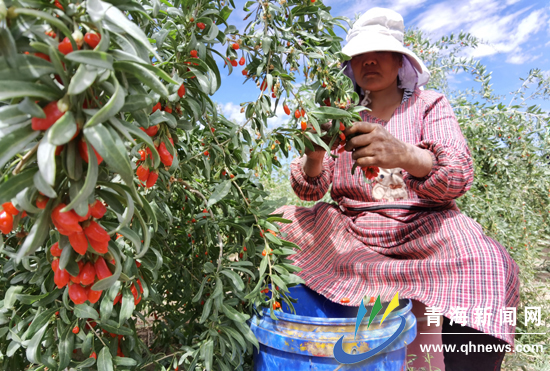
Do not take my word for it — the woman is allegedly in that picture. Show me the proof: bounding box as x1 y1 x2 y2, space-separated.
272 7 520 371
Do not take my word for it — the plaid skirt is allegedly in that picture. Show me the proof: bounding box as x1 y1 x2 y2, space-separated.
271 201 520 349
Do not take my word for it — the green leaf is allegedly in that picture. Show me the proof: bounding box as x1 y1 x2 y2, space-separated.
74 358 97 369
199 298 212 324
58 323 75 369
204 339 214 371
234 321 259 351
97 347 114 371
220 269 244 291
192 277 208 303
113 356 137 366
207 180 231 208
310 106 352 120
47 111 77 146
103 1 161 61
14 8 76 50
119 288 135 326
113 61 168 97
37 136 56 186
0 125 40 170
25 308 57 340
68 64 98 95
270 274 288 292
74 304 100 320
0 81 60 100
120 94 154 112
85 75 125 127
0 28 18 68
4 286 23 309
26 323 48 364
65 51 114 70
62 139 98 213
262 37 272 54
84 124 134 188
0 168 38 204
18 97 45 118
222 304 249 323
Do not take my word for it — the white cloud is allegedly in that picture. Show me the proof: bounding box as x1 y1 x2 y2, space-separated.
413 1 548 64
325 0 427 19
506 50 542 64
219 102 246 124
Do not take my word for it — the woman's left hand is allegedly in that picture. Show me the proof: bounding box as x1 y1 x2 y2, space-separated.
343 122 410 169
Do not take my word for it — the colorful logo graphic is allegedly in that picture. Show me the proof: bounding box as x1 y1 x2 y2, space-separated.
333 292 406 364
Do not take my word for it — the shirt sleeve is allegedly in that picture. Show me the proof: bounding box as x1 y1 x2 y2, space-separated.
403 94 474 201
290 153 336 201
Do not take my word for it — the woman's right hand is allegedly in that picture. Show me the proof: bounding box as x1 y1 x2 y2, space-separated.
304 121 342 160
302 121 343 178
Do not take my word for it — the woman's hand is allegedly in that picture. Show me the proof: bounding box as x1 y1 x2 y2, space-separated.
304 121 342 160
343 122 434 177
302 121 342 178
343 122 410 169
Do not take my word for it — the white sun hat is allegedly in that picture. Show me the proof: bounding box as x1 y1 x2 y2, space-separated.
342 7 430 88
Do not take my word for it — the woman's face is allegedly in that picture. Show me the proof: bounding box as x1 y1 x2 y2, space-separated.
350 52 403 92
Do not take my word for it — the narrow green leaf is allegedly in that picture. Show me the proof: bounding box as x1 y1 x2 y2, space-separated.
119 288 135 326
0 81 60 100
74 304 100 320
204 339 214 371
109 118 160 168
26 323 48 364
0 168 37 207
68 64 98 95
207 180 231 208
62 140 98 212
37 136 56 186
97 347 114 371
113 61 168 97
65 51 114 70
222 304 249 323
25 308 57 340
14 8 76 50
84 124 134 187
18 97 45 118
103 3 161 61
47 111 77 146
0 126 40 170
58 324 75 369
199 298 212 324
220 269 244 291
85 75 125 127
4 286 23 309
0 28 18 68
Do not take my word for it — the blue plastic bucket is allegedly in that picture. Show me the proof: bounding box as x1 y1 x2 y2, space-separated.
249 285 416 370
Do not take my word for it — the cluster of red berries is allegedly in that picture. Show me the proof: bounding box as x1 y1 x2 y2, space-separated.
0 202 23 235
51 201 109 254
50 249 111 305
137 123 177 187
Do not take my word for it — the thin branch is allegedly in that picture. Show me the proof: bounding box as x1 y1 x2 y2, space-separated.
12 142 39 175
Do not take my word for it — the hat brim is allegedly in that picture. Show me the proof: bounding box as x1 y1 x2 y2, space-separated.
342 34 427 75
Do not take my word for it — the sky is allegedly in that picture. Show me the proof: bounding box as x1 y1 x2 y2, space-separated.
211 0 549 132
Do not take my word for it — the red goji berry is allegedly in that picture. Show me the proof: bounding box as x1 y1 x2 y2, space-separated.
83 32 101 49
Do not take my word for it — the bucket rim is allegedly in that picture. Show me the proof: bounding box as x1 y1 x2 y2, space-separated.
257 298 413 326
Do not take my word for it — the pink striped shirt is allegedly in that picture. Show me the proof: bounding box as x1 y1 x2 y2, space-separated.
290 88 474 209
